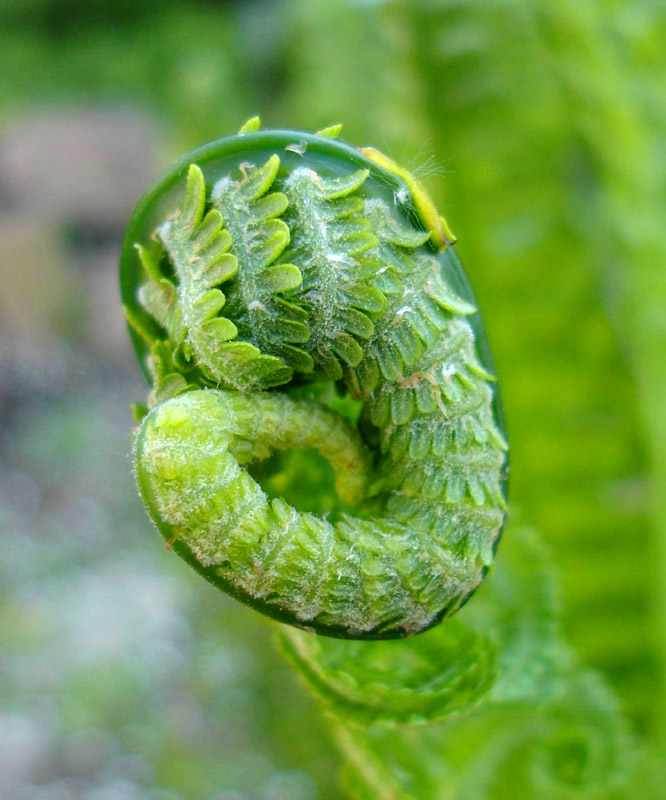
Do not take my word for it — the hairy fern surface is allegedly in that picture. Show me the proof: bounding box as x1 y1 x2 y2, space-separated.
123 125 508 640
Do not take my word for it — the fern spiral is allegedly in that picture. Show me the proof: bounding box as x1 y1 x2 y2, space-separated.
121 121 508 639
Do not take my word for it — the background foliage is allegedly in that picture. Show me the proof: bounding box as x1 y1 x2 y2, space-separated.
1 0 665 797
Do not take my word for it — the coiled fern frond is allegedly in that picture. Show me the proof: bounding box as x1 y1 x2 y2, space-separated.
122 121 508 640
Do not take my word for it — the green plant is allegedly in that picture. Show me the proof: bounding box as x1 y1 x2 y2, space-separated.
121 120 655 798
121 120 507 640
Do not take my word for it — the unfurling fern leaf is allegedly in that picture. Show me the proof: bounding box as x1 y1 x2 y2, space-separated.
120 118 647 800
120 121 508 639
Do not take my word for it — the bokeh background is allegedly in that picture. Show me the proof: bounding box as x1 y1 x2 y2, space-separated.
1 0 665 798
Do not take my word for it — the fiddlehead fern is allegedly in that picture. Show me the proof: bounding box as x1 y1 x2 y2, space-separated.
121 120 508 639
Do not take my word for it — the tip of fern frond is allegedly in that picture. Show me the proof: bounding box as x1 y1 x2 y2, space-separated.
186 163 205 186
316 124 343 139
123 304 158 345
438 216 457 248
239 116 262 134
359 146 457 250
